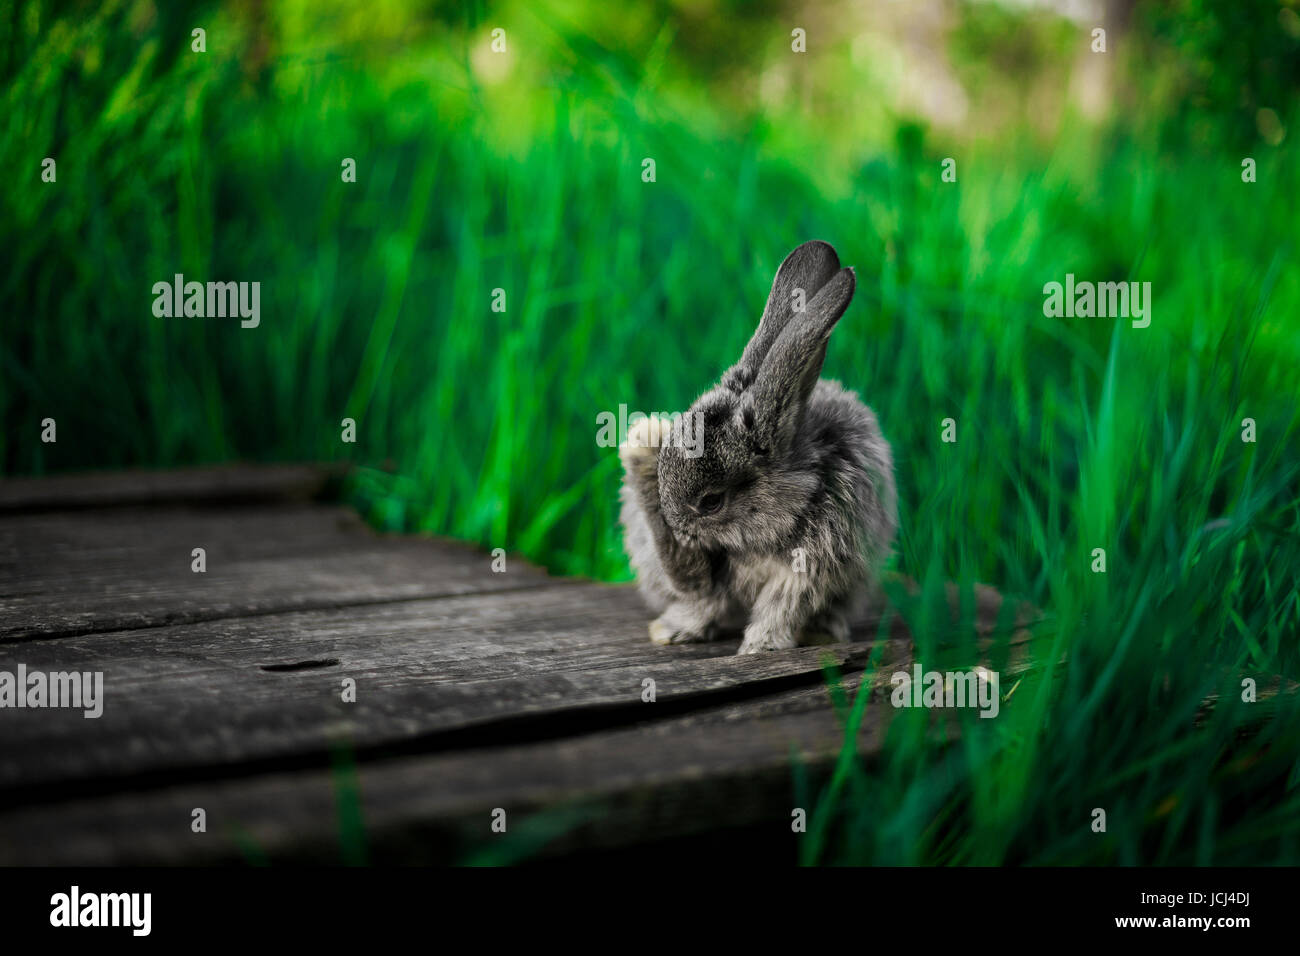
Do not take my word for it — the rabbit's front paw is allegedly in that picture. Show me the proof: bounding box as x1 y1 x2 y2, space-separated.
619 415 673 474
736 626 797 655
649 616 713 645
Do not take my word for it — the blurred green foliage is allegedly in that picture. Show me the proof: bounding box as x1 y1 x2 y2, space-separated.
1137 0 1300 146
2 0 1298 865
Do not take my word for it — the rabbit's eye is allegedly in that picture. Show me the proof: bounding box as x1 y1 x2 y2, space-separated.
697 492 725 515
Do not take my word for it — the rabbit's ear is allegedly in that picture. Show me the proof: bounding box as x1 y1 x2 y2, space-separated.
745 266 856 454
722 241 842 393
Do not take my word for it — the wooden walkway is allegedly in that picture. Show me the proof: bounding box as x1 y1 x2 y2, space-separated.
0 465 1027 865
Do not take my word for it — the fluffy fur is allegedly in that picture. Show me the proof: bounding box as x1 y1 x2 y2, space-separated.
619 240 897 654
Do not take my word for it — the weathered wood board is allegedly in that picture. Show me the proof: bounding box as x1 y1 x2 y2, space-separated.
0 464 1029 865
0 504 553 640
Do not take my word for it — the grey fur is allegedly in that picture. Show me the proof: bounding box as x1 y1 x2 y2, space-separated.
619 240 898 654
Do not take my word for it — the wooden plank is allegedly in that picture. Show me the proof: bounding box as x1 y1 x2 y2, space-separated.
0 660 1279 866
0 576 1033 800
0 579 917 797
0 504 554 640
0 469 1044 865
0 463 335 512
0 674 904 865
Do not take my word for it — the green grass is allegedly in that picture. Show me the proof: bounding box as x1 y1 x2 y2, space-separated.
3 1 1298 864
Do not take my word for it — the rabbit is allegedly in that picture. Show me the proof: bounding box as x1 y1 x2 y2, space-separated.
619 239 897 655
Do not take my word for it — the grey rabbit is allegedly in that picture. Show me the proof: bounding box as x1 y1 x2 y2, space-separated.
618 240 898 654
